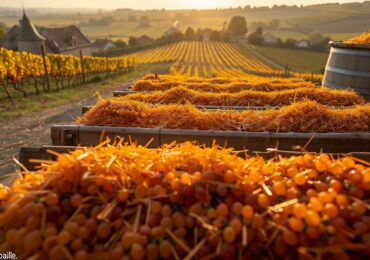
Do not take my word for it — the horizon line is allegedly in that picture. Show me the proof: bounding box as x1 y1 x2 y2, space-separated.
0 1 366 12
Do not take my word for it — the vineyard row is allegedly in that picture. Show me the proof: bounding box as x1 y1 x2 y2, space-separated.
0 48 135 99
125 41 323 82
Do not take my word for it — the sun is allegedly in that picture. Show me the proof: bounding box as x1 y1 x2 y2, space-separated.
184 0 224 9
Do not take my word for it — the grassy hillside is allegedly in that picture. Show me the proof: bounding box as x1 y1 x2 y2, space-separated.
288 2 370 35
253 46 329 74
1 3 369 41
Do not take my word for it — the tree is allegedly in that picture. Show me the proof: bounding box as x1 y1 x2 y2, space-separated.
100 16 114 26
164 32 184 42
220 31 230 42
185 27 197 41
140 16 150 23
128 36 137 46
209 31 221 41
284 38 297 48
308 32 324 44
276 38 284 47
310 36 331 52
256 26 263 35
138 16 151 28
222 21 227 31
0 23 5 41
227 16 248 35
248 27 264 45
115 40 127 48
269 19 279 30
174 13 185 20
248 28 264 45
196 29 204 41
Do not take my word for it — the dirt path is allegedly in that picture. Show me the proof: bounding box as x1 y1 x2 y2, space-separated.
0 79 135 178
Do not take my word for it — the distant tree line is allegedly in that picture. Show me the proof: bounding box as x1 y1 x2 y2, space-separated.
249 19 279 32
80 15 151 28
119 16 248 47
0 23 5 41
97 15 330 56
154 16 248 43
80 16 115 26
248 27 331 52
96 16 249 56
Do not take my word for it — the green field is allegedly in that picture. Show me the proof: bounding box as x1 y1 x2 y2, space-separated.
253 46 329 74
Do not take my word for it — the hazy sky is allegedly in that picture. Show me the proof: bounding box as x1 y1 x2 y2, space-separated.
0 0 365 9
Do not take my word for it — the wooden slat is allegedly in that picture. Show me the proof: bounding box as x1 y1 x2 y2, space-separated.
51 125 370 154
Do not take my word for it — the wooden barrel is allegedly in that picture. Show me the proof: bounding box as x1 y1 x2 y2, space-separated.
322 41 370 100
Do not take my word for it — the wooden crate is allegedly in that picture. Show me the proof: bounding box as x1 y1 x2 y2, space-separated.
19 145 370 171
81 105 276 115
19 146 79 171
51 125 370 154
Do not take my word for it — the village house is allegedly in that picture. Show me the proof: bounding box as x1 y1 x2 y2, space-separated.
296 39 310 48
262 32 278 44
164 27 182 37
2 11 91 56
229 34 248 44
91 38 116 53
136 35 155 45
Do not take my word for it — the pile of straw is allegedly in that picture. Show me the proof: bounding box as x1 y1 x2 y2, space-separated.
346 32 370 44
132 79 315 92
124 86 363 107
77 99 370 132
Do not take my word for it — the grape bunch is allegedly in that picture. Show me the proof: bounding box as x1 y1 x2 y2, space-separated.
0 142 369 259
0 48 135 83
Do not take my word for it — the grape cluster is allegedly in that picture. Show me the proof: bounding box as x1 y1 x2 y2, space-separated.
0 142 369 259
0 48 135 83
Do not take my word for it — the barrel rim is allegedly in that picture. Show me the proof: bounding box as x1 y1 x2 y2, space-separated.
329 41 370 50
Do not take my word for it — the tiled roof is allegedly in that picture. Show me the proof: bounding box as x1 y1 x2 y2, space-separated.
1 25 20 50
1 13 91 53
38 25 91 51
17 12 45 42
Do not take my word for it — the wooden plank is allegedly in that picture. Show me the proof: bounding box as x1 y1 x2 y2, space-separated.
19 146 78 171
113 90 142 97
81 105 276 115
51 125 161 147
51 125 370 154
159 129 370 154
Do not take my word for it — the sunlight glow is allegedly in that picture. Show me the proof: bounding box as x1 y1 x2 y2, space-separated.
182 0 227 9
0 0 364 10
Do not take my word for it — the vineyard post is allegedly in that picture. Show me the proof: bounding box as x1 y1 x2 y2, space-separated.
284 64 289 77
2 81 11 99
106 57 109 79
117 58 120 75
79 50 86 83
33 77 40 95
41 44 50 91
